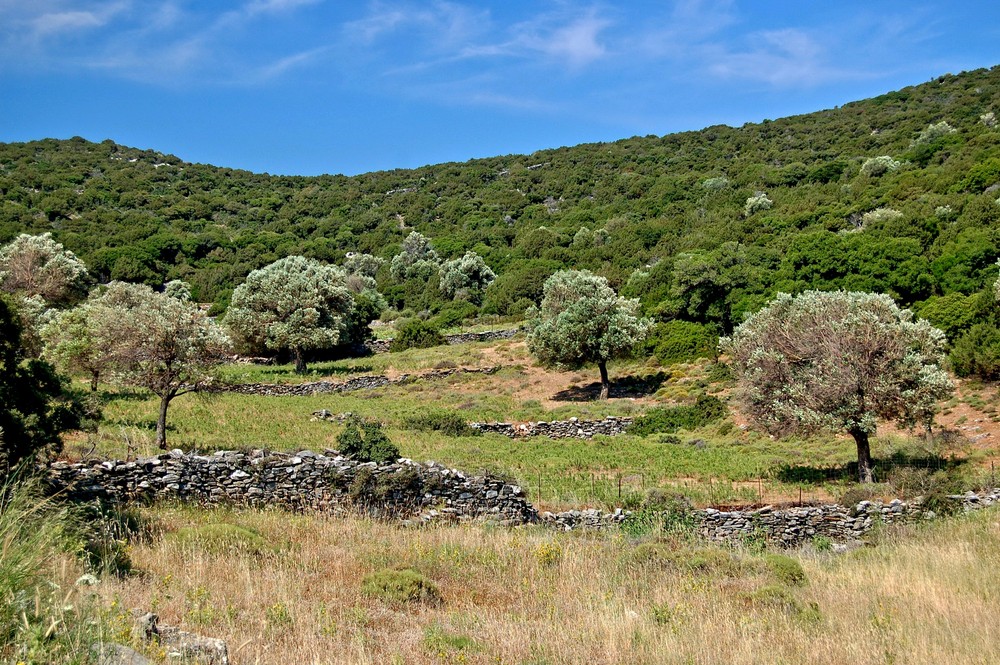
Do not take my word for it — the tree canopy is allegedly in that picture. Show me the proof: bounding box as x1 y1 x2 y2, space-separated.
225 256 354 373
0 232 89 306
526 270 651 399
721 291 954 482
92 282 230 448
0 295 79 472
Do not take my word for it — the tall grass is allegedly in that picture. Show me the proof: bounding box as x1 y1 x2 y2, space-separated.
0 473 99 663
97 503 1000 664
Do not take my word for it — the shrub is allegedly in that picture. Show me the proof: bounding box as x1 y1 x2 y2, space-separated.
643 320 718 365
168 523 270 557
347 466 425 511
914 120 957 145
860 155 901 177
428 300 478 329
761 554 807 586
403 411 478 437
742 585 820 621
362 568 441 604
627 395 727 436
336 416 399 463
389 318 444 352
744 191 773 216
950 322 1000 380
701 176 730 192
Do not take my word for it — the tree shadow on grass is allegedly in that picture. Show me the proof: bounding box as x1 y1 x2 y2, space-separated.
552 372 669 402
776 450 968 485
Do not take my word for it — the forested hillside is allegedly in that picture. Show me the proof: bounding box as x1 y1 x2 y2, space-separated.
2 66 999 338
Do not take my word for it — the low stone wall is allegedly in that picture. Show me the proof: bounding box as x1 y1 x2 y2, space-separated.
46 450 1000 547
47 449 535 525
364 328 520 354
541 490 1000 545
216 366 499 397
470 416 634 439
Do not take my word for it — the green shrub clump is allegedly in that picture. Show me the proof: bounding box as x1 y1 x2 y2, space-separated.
336 416 399 463
950 323 1000 380
627 395 728 436
761 553 808 586
403 411 478 437
362 568 441 604
389 318 445 352
643 320 718 365
168 523 270 557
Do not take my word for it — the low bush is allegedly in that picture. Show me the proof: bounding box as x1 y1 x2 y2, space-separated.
336 416 399 464
950 322 1000 380
389 318 445 352
168 523 270 557
362 568 441 604
627 395 727 436
643 320 718 365
403 411 478 437
761 553 807 586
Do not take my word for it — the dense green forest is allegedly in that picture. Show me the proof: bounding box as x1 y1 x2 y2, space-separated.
2 66 1000 348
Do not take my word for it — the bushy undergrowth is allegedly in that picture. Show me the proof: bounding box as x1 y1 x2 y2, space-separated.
389 319 445 353
336 416 399 464
403 410 479 437
627 394 728 436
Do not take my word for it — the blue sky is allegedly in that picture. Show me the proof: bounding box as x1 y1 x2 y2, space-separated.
2 1 999 176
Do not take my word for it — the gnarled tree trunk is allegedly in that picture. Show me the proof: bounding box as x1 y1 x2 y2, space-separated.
293 348 307 374
598 360 610 400
850 427 874 483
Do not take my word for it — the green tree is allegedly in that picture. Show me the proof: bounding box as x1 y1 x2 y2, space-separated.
41 302 110 391
438 251 496 303
0 233 89 306
389 232 440 281
0 295 80 473
721 291 953 483
94 282 230 449
526 270 651 400
226 256 354 373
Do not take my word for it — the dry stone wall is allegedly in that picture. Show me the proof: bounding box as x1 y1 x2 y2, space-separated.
47 449 535 525
46 451 1000 547
364 328 520 354
470 416 634 439
216 366 499 397
541 490 1000 546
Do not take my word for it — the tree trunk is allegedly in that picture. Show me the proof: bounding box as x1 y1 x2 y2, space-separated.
156 393 173 450
90 371 99 392
294 348 307 374
598 360 610 400
850 427 874 483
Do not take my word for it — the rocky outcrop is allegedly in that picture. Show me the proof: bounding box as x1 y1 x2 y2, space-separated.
470 416 634 439
215 366 499 397
47 448 534 525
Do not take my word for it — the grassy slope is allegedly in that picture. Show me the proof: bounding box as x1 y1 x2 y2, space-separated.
95 503 1000 665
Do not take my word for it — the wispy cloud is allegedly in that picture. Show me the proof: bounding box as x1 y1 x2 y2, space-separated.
704 28 842 87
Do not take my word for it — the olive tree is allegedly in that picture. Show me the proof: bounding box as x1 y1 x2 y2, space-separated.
439 251 496 303
721 291 953 483
389 231 440 281
41 302 110 391
93 282 230 449
526 270 651 400
226 256 354 373
0 233 89 306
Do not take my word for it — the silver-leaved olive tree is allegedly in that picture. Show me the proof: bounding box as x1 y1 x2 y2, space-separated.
0 232 90 306
526 270 651 400
91 282 230 449
225 256 354 374
721 291 954 483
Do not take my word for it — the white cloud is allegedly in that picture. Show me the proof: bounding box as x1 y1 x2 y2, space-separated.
31 10 103 35
516 10 610 69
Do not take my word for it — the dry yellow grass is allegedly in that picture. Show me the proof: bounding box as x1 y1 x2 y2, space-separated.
96 505 1000 665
